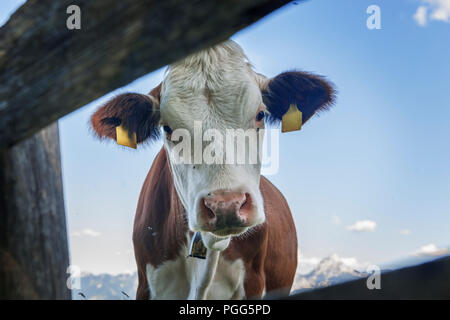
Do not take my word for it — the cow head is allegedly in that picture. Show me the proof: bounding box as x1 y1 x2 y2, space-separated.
91 41 335 250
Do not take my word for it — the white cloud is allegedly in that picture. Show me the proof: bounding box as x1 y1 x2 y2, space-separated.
299 256 321 266
331 215 341 225
412 243 450 257
414 6 428 26
347 220 377 232
71 228 101 237
413 0 450 26
338 256 360 268
429 0 450 21
297 253 321 274
400 229 412 235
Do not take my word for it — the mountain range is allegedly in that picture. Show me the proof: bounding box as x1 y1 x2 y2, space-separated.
72 254 370 299
72 272 138 300
291 254 368 294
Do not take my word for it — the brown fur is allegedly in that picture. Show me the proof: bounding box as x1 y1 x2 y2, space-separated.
133 148 297 299
90 93 161 144
148 82 162 98
90 71 334 300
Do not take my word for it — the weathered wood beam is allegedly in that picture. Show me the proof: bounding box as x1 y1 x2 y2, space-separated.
0 123 70 299
286 256 450 299
0 0 291 148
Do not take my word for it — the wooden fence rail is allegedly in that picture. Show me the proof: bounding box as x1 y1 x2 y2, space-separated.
0 0 291 148
287 256 450 300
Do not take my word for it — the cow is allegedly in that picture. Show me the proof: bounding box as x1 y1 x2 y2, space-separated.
90 40 335 299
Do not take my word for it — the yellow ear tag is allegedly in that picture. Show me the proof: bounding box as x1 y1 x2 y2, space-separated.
282 104 303 133
115 124 137 149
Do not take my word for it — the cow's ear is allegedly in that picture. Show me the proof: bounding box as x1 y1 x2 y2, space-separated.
90 92 161 145
261 71 335 125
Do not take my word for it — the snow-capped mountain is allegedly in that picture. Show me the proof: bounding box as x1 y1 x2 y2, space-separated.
72 254 371 299
72 272 138 300
292 254 368 293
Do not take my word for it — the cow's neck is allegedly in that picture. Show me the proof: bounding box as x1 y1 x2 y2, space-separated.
188 249 220 299
161 147 230 299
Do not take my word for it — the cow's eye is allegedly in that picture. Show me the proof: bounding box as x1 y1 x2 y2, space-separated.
256 111 265 122
163 125 173 136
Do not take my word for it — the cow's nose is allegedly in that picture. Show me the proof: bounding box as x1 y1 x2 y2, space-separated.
200 190 251 231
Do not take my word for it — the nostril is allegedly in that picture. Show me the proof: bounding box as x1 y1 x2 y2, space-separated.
201 198 216 220
240 193 247 207
239 193 252 213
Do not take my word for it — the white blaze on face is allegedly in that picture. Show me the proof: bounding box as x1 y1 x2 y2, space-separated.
159 41 266 244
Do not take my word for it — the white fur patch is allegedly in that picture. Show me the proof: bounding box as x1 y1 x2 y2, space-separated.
160 40 266 237
146 240 245 300
145 41 265 300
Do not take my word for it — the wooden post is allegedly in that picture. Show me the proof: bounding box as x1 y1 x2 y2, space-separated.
0 123 70 299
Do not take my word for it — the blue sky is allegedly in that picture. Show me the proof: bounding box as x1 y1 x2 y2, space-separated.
2 0 450 274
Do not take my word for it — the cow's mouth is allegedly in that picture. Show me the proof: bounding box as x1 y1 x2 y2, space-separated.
210 226 248 237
